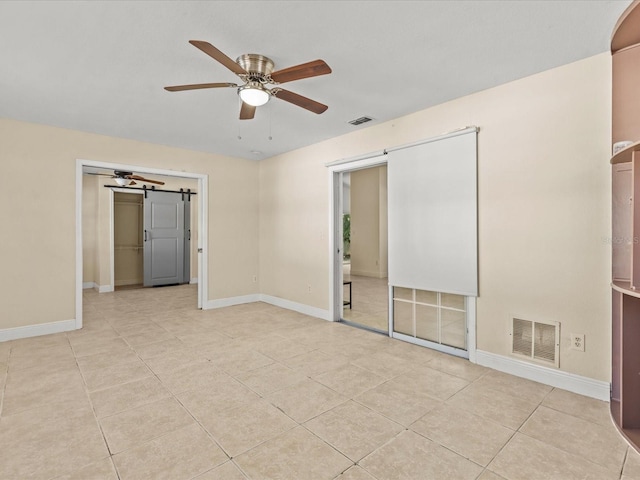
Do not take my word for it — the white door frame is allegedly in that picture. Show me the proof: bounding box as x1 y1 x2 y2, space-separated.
327 154 388 325
75 159 208 329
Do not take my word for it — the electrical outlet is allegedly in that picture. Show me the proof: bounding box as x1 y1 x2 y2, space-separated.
308 285 312 293
252 275 257 283
571 333 585 352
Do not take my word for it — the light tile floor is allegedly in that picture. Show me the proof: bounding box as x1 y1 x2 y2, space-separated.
342 265 388 332
0 284 638 479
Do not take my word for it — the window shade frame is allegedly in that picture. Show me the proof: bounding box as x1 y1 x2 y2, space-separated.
387 129 478 297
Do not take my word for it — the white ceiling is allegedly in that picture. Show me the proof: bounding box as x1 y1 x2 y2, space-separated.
0 1 630 161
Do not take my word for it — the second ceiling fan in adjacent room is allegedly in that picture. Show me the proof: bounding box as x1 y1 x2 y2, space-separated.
87 170 166 187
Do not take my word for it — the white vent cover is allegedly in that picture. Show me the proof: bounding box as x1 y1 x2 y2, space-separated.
511 316 559 367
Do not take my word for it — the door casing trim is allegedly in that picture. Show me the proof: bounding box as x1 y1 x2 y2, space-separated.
76 159 208 329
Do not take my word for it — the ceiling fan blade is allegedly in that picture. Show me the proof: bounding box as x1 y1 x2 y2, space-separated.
165 82 237 92
189 40 248 76
128 175 165 186
84 172 115 177
239 102 256 120
273 89 328 114
270 60 331 84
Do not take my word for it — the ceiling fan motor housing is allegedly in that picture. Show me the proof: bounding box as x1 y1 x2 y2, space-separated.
236 54 275 82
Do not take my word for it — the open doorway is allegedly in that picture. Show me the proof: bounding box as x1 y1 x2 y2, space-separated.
75 159 208 330
112 188 195 290
113 191 144 290
341 166 388 333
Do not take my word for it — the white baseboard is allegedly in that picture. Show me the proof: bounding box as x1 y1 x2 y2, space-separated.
259 294 331 321
98 284 114 293
114 279 142 287
82 282 97 290
190 277 198 285
202 293 330 321
475 350 610 401
0 319 76 343
350 269 386 279
203 294 260 310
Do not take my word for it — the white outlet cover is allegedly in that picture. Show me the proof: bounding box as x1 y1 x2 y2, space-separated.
570 333 585 352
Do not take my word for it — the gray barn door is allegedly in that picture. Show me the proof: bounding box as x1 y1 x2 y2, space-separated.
143 191 185 286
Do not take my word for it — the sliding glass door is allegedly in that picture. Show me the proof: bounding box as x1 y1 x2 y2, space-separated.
329 127 478 358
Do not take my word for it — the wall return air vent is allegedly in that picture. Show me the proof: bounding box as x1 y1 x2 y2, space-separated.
511 316 560 368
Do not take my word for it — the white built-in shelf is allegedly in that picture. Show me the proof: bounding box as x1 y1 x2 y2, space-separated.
611 141 640 164
612 280 640 298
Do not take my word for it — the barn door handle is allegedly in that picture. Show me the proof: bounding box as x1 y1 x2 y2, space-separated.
144 230 148 242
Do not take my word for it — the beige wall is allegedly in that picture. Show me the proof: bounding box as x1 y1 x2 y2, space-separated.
81 175 99 284
260 53 612 381
350 166 388 278
0 119 260 329
258 151 329 303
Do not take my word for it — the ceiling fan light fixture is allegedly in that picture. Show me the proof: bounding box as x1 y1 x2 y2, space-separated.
238 82 270 107
114 177 129 186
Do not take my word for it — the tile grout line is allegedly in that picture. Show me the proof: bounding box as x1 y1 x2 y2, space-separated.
69 334 123 480
71 311 201 479
619 447 629 480
170 388 234 462
135 305 317 477
475 384 552 474
516 387 628 476
99 323 231 470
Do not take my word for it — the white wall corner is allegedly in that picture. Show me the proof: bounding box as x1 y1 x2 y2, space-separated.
474 350 610 401
0 319 76 343
259 294 331 321
204 294 261 310
97 284 114 293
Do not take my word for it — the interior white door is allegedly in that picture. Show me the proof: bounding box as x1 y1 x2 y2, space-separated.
143 191 185 286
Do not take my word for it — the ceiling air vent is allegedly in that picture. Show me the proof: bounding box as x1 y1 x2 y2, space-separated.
348 116 374 126
511 316 559 368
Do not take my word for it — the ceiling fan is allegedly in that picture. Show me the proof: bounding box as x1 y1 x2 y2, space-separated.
87 170 165 187
164 40 332 120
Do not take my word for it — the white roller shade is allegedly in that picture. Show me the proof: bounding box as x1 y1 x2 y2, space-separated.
388 129 478 296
